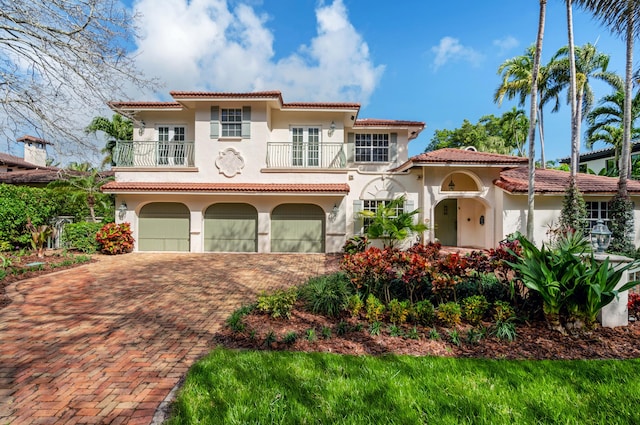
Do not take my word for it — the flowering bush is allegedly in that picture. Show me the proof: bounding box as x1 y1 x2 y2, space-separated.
95 222 134 255
628 293 640 318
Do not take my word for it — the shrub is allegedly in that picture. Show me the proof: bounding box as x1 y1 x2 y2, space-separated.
226 304 255 333
461 295 489 325
447 329 461 346
492 300 516 323
256 288 298 319
342 235 369 254
369 321 382 336
0 241 12 252
63 222 102 253
282 332 298 344
387 299 410 325
491 319 517 342
410 300 435 326
346 294 364 318
628 293 640 318
407 326 420 340
95 222 134 255
365 294 385 323
388 325 403 337
299 272 352 318
436 301 461 327
0 185 58 247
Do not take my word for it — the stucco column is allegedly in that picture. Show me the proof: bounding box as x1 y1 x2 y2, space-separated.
258 211 271 253
189 209 203 253
595 253 632 328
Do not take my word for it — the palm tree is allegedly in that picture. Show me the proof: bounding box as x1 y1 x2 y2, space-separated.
549 43 623 176
499 107 529 156
585 84 640 161
495 45 559 168
526 0 547 241
85 114 133 168
48 166 114 223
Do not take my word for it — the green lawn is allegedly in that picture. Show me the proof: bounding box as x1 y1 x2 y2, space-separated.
166 348 640 424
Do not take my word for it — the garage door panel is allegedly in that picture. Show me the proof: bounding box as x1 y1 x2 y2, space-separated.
204 203 257 252
271 204 325 253
138 203 190 252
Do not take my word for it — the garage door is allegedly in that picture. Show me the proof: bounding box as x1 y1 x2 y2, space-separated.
271 204 325 253
204 203 258 252
138 203 190 251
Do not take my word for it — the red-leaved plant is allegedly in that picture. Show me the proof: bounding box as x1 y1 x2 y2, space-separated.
628 293 640 318
96 222 134 255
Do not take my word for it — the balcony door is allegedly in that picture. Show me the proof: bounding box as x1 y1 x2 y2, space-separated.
158 126 186 166
291 127 320 167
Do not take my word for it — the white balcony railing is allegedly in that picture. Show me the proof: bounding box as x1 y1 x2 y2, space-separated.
266 142 345 168
113 141 195 167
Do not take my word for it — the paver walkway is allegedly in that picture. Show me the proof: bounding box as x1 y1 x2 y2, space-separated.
0 253 339 424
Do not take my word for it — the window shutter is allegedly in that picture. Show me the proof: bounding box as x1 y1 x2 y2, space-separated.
353 199 363 234
390 133 398 163
210 106 219 139
242 106 251 139
347 133 355 163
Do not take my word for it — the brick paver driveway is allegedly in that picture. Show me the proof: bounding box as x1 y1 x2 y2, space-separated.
1 253 339 424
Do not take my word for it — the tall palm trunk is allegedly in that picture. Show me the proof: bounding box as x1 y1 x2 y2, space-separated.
566 0 579 180
537 106 546 168
619 3 634 196
527 0 547 241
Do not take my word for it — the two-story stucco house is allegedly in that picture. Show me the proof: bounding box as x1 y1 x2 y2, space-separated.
102 90 640 253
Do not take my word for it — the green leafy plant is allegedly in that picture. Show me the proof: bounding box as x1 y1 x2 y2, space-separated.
436 301 462 327
305 328 317 342
226 304 255 333
321 326 332 339
461 295 489 325
346 294 364 318
263 331 277 348
428 328 440 340
95 222 134 255
387 299 410 325
299 272 352 318
369 321 382 336
465 327 487 345
491 319 518 342
388 325 403 337
447 329 460 346
410 300 435 326
256 288 298 319
0 241 12 252
407 326 420 340
62 222 102 253
342 235 370 254
358 196 428 248
336 321 349 336
492 300 516 323
282 332 298 344
26 218 55 258
365 294 385 323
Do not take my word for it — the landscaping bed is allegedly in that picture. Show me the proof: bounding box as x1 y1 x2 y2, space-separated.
0 251 94 309
213 303 640 360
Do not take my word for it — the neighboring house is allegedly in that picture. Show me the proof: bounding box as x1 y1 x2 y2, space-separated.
102 90 640 253
560 141 640 175
0 136 60 186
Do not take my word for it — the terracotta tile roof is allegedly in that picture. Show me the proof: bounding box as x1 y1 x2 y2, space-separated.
392 148 528 172
0 153 45 169
0 169 61 184
282 102 361 109
354 119 425 128
108 101 183 109
101 182 350 194
170 91 284 100
16 135 54 145
495 167 640 194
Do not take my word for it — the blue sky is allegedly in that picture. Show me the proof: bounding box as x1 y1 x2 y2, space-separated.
125 0 633 162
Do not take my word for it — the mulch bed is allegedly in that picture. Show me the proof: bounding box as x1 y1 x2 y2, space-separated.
214 303 640 360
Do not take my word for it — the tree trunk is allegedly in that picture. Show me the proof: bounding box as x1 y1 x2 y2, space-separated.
619 2 634 197
527 0 547 242
566 0 579 179
537 106 546 168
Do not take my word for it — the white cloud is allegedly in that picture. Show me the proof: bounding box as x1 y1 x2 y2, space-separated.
131 0 383 103
431 36 483 71
493 36 519 56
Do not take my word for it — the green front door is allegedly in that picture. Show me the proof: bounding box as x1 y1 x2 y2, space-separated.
271 204 325 253
138 203 190 251
204 203 258 252
435 199 457 246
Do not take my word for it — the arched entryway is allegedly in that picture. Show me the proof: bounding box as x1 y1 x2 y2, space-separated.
138 202 190 251
434 198 489 249
271 204 325 253
204 203 258 252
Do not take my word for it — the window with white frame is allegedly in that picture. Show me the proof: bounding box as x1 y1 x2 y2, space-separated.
585 201 609 230
362 199 403 232
291 127 320 167
355 133 389 162
221 108 242 137
158 126 186 165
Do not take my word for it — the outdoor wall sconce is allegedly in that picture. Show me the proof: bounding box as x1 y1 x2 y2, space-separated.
329 121 336 137
329 204 339 222
591 219 612 253
448 177 455 191
479 215 485 225
138 121 145 136
118 201 127 220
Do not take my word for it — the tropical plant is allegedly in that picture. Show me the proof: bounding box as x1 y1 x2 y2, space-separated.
342 235 370 254
410 299 436 326
365 294 385 323
25 218 55 258
256 288 298 319
358 196 427 248
559 178 587 231
491 319 518 342
387 299 410 325
436 301 462 328
298 272 352 318
460 295 489 325
85 114 134 167
62 222 103 253
95 222 134 255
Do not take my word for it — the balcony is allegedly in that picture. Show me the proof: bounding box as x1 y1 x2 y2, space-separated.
113 140 195 168
266 142 346 169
